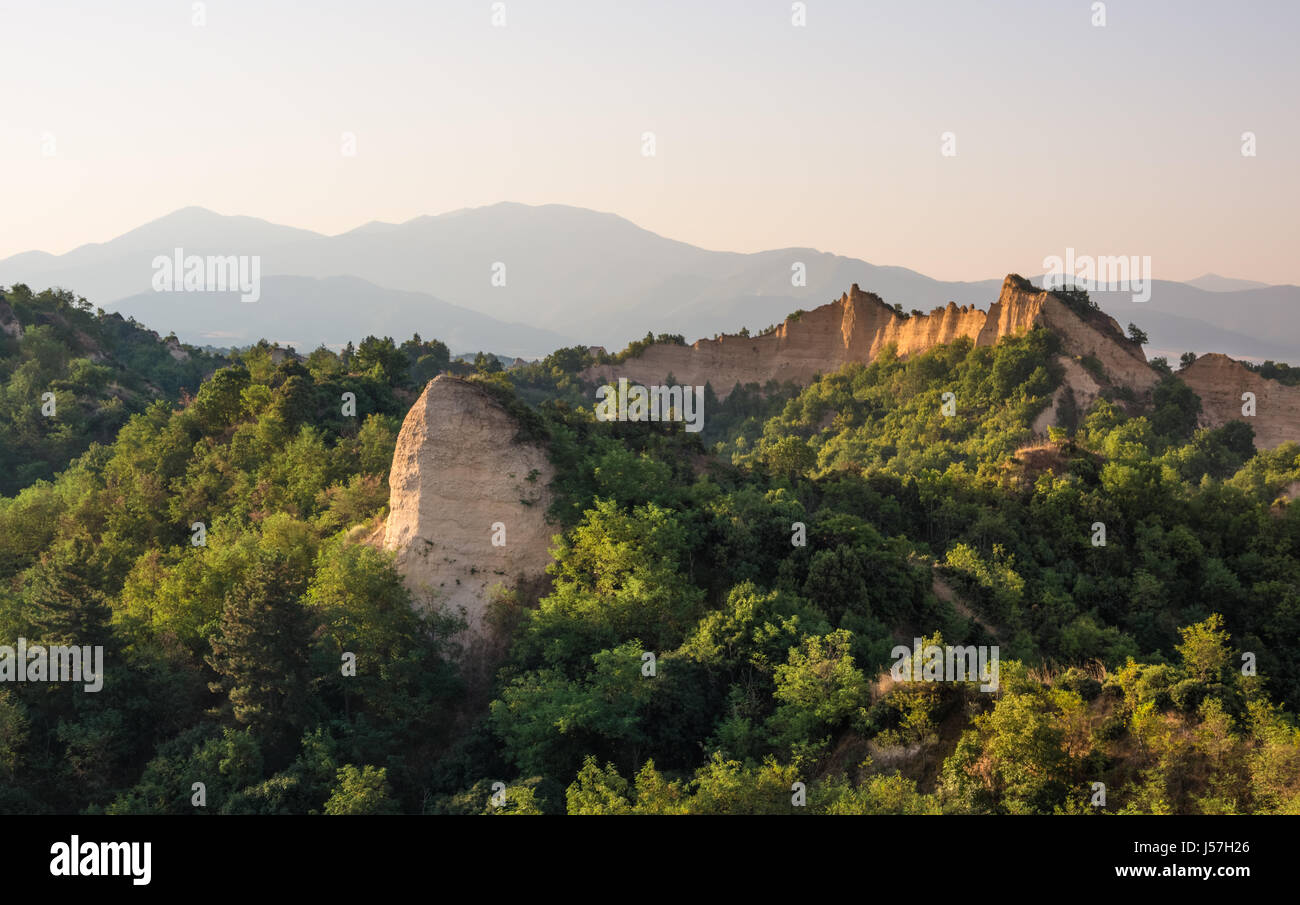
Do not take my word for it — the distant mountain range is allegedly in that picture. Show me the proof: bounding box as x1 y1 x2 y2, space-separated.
2 203 1295 362
111 275 575 360
1183 273 1273 293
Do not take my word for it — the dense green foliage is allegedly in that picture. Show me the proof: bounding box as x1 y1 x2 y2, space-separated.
2 297 1298 815
0 285 227 494
1243 359 1300 386
0 333 461 813
731 330 1061 475
455 330 1300 815
604 332 686 364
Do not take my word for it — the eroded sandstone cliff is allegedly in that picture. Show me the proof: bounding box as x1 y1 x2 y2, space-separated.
580 273 1300 448
1180 354 1300 450
583 274 1157 401
378 276 1300 664
383 375 556 638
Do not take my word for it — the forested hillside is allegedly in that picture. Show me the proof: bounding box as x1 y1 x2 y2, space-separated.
0 285 227 494
1 294 1298 815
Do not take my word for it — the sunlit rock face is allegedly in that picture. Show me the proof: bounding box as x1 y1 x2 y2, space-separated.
583 275 1157 404
1180 353 1300 449
383 375 555 638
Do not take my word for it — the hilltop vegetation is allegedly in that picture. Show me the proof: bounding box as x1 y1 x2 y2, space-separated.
1 300 1298 815
460 329 1300 815
0 330 462 813
0 285 228 494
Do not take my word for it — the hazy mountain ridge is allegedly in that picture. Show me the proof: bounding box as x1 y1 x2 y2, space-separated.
1 204 1295 361
1184 273 1273 292
110 274 577 359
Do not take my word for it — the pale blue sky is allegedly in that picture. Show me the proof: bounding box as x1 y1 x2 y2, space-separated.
2 0 1296 282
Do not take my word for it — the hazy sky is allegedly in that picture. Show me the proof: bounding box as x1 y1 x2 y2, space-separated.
2 0 1296 283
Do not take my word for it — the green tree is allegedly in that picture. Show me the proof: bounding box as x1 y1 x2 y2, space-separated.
474 351 503 374
323 765 401 814
1176 614 1233 686
767 629 869 748
522 498 706 662
354 336 408 385
20 534 113 644
206 557 316 753
189 365 250 434
1151 376 1201 441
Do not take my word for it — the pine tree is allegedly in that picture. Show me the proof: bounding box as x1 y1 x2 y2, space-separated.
206 557 315 754
22 535 113 647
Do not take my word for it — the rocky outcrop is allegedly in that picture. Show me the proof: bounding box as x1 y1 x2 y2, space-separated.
165 337 190 361
1179 354 1300 449
0 297 21 339
378 288 1299 655
583 275 1157 401
382 376 556 637
1033 355 1104 435
580 273 1300 449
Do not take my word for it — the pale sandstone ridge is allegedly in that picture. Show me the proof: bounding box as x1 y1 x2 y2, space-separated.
1179 354 1300 450
583 275 1157 403
383 376 555 637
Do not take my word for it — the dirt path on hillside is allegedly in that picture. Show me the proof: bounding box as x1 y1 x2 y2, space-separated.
931 570 1002 642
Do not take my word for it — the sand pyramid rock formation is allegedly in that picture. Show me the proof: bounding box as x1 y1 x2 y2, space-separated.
582 274 1157 402
383 376 556 636
1179 354 1300 450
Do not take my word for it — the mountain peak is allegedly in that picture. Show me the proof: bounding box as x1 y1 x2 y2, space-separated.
844 282 893 313
1184 273 1271 292
166 205 221 218
1001 273 1037 292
